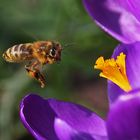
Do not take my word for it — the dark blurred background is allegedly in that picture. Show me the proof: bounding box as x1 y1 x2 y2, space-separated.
0 0 118 140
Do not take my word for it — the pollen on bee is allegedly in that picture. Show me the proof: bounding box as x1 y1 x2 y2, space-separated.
94 52 132 92
28 71 36 78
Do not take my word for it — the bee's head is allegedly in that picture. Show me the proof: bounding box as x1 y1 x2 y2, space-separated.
49 41 62 61
41 41 62 64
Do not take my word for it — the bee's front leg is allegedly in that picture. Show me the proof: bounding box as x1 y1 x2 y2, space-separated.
25 61 46 88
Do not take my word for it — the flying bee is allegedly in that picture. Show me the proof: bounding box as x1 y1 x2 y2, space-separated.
3 41 62 88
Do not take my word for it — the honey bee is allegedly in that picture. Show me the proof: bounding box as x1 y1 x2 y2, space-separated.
3 41 62 88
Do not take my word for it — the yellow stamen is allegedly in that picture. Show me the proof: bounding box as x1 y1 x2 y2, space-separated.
94 53 132 92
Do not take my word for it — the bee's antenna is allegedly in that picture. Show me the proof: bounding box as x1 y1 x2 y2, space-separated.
62 43 76 49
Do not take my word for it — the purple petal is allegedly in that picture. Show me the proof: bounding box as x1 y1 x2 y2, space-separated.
20 94 59 140
108 80 124 104
48 98 107 136
116 0 140 22
83 0 140 43
108 42 140 103
54 118 108 140
107 90 140 140
20 94 107 140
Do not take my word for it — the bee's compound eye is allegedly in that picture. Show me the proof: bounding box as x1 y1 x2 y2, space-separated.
49 47 56 57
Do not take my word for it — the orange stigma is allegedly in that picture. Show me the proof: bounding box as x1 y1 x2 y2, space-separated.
94 53 132 92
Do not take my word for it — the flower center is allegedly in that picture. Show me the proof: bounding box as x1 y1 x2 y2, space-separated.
94 52 132 92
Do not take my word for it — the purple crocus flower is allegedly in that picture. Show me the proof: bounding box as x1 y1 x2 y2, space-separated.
83 0 140 43
20 90 140 140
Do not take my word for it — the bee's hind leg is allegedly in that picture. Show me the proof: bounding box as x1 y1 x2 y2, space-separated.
25 61 46 88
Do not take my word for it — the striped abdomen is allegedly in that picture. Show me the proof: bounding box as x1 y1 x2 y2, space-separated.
3 43 33 63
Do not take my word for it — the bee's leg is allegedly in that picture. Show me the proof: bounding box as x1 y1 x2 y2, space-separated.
25 61 46 88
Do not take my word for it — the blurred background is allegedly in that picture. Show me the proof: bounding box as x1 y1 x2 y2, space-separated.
0 0 118 140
